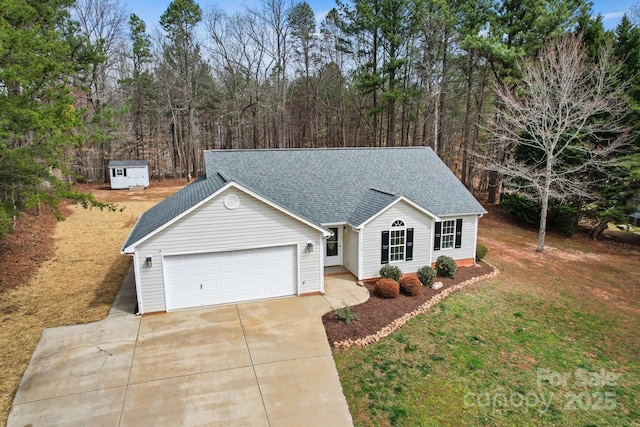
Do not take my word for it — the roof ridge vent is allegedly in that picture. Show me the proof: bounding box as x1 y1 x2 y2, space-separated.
217 171 233 182
368 187 397 197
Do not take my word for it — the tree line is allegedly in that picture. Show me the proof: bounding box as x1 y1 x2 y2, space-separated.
1 0 639 247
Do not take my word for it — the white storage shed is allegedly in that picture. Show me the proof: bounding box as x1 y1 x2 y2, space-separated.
108 160 149 189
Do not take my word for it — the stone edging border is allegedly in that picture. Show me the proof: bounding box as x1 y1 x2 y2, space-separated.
332 263 500 350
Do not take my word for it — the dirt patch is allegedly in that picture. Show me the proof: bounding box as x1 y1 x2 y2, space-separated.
74 178 188 203
322 262 494 345
0 207 60 293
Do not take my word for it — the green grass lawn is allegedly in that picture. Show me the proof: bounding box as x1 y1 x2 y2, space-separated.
334 216 640 426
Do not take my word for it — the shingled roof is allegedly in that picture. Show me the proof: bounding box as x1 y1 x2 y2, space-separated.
108 160 149 167
122 147 485 251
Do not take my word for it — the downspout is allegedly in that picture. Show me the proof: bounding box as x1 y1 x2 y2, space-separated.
320 235 326 294
474 213 483 264
357 227 364 280
429 220 435 266
131 252 144 315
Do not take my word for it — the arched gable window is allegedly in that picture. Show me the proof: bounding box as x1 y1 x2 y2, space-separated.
381 219 414 264
390 220 406 262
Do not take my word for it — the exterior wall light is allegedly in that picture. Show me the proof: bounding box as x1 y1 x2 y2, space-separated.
306 242 314 253
145 256 152 268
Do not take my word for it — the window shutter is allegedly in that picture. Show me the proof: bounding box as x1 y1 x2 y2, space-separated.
406 228 414 261
434 222 442 250
111 169 115 178
123 168 127 177
455 218 463 249
381 230 389 264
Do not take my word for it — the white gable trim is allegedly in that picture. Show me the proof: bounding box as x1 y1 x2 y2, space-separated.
320 222 347 237
354 196 441 229
437 213 485 219
122 181 331 253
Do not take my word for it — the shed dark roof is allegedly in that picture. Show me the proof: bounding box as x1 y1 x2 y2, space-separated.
108 160 149 168
122 147 485 251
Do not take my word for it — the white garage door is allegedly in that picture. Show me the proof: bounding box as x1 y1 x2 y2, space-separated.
164 245 297 310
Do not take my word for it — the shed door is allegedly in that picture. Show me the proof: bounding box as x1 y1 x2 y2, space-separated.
164 246 297 310
129 167 147 186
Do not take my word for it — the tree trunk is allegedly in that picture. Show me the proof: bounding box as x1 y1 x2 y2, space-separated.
436 26 450 159
461 50 474 188
589 219 609 240
487 170 500 204
387 97 396 147
537 160 553 253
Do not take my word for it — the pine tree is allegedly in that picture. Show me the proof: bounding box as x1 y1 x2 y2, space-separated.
0 0 115 237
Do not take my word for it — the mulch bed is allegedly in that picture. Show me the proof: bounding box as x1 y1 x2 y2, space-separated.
322 262 495 347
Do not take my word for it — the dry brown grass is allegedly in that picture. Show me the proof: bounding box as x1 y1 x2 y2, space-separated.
0 181 184 425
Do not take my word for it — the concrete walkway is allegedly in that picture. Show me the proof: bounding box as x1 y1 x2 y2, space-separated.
7 267 369 426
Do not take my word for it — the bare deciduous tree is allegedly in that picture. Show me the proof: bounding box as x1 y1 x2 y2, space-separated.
72 0 128 182
482 35 629 252
73 0 128 106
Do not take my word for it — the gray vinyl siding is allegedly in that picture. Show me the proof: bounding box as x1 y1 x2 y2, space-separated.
434 214 478 261
342 226 359 277
134 187 323 313
361 201 433 279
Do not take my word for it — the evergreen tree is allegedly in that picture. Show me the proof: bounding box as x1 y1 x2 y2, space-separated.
288 1 318 146
585 14 640 238
0 0 114 237
337 0 419 146
159 0 206 178
128 14 153 158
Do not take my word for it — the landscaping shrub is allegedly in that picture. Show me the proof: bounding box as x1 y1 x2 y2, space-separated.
417 266 436 286
332 302 360 324
400 276 422 296
379 264 402 282
436 255 457 279
476 243 488 262
375 278 400 299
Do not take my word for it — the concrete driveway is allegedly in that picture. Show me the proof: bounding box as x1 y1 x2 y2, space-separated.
7 268 369 426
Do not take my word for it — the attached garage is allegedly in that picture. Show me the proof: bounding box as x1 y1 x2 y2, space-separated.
122 183 327 314
163 246 297 310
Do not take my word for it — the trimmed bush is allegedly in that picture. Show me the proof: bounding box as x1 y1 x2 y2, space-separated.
436 255 457 279
476 243 488 262
379 264 402 282
417 266 436 286
400 276 422 296
375 278 400 299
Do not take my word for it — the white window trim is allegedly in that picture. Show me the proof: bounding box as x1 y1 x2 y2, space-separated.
441 219 456 249
389 219 406 263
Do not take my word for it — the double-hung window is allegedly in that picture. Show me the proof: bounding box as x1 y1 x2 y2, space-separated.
441 220 456 249
434 218 463 250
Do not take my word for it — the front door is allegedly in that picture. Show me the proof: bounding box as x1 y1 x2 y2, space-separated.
324 226 342 267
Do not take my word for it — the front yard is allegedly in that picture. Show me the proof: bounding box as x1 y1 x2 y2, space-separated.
334 213 640 426
1 180 638 426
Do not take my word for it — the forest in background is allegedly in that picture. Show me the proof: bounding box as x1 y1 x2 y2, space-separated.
1 0 639 242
